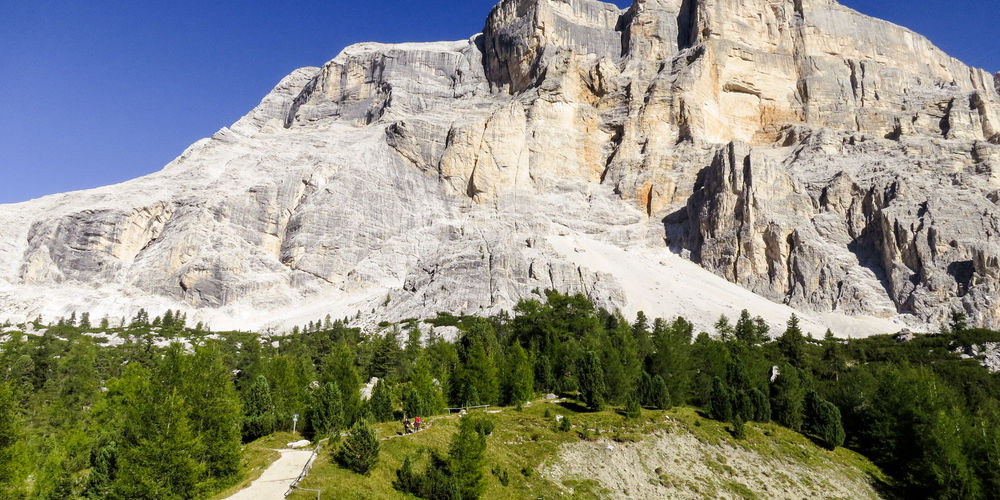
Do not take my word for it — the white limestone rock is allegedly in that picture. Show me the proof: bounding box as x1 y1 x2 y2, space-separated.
1 0 999 335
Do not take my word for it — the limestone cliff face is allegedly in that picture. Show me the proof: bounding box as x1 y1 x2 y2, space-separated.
1 0 998 332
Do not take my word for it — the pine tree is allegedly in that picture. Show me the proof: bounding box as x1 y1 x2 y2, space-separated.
402 385 425 419
0 382 28 498
709 377 734 422
649 375 671 410
337 420 379 475
734 310 764 346
732 414 746 440
306 382 343 440
749 388 771 422
242 375 277 442
368 379 393 422
577 351 605 411
450 416 490 499
109 365 206 499
778 315 806 367
183 344 243 482
502 343 534 406
411 356 445 416
322 347 363 426
459 339 499 406
624 392 641 419
770 364 805 432
821 329 846 381
815 400 845 449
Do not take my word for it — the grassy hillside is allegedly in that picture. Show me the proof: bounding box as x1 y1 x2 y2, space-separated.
287 400 887 499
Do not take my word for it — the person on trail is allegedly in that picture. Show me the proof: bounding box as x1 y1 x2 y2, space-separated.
403 416 412 434
414 416 421 431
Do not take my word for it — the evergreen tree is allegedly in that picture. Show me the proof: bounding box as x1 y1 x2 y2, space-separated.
577 351 605 411
649 375 671 410
402 385 425 419
778 315 806 367
950 311 968 333
502 343 534 406
0 382 27 498
734 310 765 346
624 392 641 419
368 379 393 422
749 388 771 422
322 347 363 426
770 364 805 432
242 375 277 442
182 344 243 482
449 416 490 499
732 414 746 440
337 420 379 475
650 317 694 405
821 329 846 381
733 389 754 423
306 382 343 440
709 377 734 422
815 400 845 449
411 356 445 416
112 367 206 499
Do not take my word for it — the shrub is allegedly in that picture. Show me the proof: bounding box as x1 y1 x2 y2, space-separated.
559 415 572 432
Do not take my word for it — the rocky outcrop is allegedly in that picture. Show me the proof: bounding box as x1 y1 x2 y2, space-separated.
1 0 999 332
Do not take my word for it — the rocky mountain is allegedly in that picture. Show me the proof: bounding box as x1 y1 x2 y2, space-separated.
2 0 998 334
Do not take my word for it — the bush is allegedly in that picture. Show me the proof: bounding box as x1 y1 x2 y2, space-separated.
624 392 641 420
731 415 746 440
336 420 379 475
559 415 572 432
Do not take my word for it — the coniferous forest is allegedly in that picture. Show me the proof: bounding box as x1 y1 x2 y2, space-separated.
2 290 1000 498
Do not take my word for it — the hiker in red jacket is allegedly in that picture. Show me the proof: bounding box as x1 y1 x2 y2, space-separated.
414 416 422 431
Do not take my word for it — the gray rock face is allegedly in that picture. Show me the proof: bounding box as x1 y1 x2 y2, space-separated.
1 0 999 333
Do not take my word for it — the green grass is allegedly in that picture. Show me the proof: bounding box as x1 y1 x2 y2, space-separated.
286 401 888 499
209 432 298 500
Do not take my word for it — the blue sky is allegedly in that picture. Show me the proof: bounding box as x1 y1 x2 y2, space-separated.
1 0 997 204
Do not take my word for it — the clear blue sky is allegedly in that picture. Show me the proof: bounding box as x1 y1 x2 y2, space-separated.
1 0 997 204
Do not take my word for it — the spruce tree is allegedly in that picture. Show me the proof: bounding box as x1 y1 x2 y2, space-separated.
649 375 671 410
183 344 243 482
503 343 534 406
402 385 425 419
337 420 379 475
732 414 746 440
242 375 277 442
624 392 641 419
322 347 363 426
749 388 771 422
815 400 845 449
411 356 444 416
577 351 606 411
114 373 205 499
368 379 393 422
306 382 344 439
0 382 27 498
778 315 806 367
450 416 490 499
770 365 805 432
709 377 734 422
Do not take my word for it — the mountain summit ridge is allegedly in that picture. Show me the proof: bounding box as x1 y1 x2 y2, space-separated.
2 0 998 334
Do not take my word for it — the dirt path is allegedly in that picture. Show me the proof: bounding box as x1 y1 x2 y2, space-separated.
225 448 314 500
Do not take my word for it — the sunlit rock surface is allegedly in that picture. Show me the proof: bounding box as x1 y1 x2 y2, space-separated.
1 0 998 334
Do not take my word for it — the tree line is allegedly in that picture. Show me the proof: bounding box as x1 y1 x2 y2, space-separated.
2 293 1000 498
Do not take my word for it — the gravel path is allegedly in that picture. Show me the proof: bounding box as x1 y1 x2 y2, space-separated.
225 448 314 500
